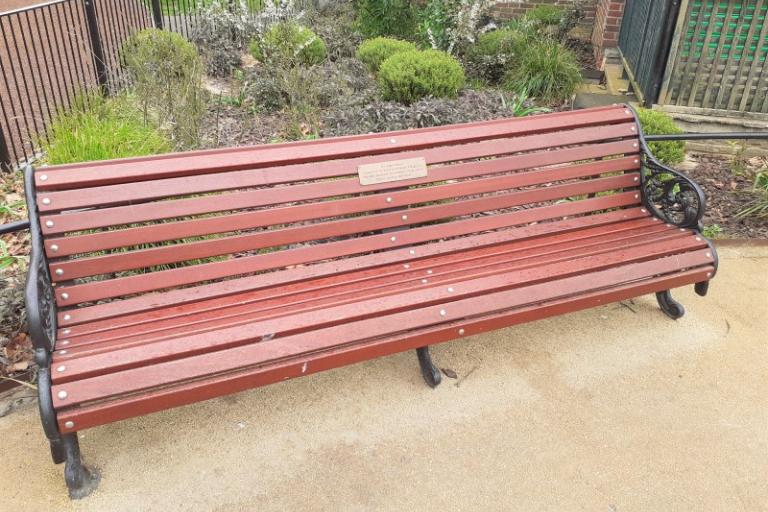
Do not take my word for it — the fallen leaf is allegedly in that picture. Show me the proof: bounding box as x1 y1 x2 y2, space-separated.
441 368 458 379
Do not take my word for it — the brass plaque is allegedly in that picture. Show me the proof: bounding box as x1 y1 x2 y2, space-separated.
358 157 427 186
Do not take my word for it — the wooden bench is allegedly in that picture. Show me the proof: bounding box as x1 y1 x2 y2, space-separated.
24 105 717 498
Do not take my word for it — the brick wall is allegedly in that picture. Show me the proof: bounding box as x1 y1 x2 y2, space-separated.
492 1 598 27
591 0 625 67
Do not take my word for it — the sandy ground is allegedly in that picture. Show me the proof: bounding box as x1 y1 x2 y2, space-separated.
1 244 767 511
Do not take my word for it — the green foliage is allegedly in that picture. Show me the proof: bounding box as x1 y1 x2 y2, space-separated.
502 38 581 104
356 37 417 72
701 224 723 238
249 23 327 66
636 108 686 165
306 1 363 61
40 94 171 165
524 4 564 26
378 49 465 104
737 170 768 219
355 0 418 39
465 28 527 83
418 0 498 55
500 88 551 117
121 28 205 149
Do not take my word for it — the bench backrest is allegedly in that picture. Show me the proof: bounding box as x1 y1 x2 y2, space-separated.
32 105 643 326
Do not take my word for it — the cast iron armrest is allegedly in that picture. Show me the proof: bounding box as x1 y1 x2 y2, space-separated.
23 164 57 366
627 105 706 230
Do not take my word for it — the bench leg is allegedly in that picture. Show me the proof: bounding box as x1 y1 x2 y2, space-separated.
416 346 442 388
694 281 709 297
50 437 66 464
655 290 685 320
62 434 100 499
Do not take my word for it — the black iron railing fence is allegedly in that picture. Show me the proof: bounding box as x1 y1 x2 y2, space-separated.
0 0 255 171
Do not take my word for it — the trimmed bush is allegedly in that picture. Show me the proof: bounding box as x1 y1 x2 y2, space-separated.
41 94 170 165
121 28 205 149
356 0 418 39
378 49 465 104
356 37 417 72
465 29 527 83
502 39 581 104
249 23 326 67
636 108 685 165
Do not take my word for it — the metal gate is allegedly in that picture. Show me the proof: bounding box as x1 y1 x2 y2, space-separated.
618 0 683 105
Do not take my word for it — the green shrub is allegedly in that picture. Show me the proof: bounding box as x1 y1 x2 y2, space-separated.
502 39 581 104
41 94 171 165
524 4 564 26
465 29 527 83
121 28 205 149
356 37 417 72
249 23 327 66
356 0 418 39
378 49 465 104
636 108 686 165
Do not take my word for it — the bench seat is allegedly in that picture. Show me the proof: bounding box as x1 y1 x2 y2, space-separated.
50 210 714 432
23 105 717 498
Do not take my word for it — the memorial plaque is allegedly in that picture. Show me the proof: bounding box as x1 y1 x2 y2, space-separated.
358 157 427 186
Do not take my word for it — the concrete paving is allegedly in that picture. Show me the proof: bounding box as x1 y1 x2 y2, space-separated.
2 244 767 511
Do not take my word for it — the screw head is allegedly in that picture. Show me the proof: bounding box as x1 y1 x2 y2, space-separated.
706 272 712 278
706 252 712 258
57 365 66 372
401 215 408 221
59 350 67 355
633 177 639 182
386 197 393 203
61 293 69 300
630 126 636 131
64 421 74 429
641 208 647 213
42 198 51 205
63 314 71 321
634 159 639 164
634 194 639 199
57 391 67 399
390 138 396 144
458 328 465 335
50 244 59 252
447 287 454 292
439 309 446 316
696 237 701 241
63 329 71 334
55 269 64 276
409 250 415 255
421 279 428 284
403 264 410 269
39 174 48 181
390 236 396 242
426 270 433 274
45 220 54 228
60 340 69 346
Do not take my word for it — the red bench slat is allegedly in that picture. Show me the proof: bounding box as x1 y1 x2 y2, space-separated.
51 235 708 385
56 207 652 328
59 225 686 352
37 106 634 191
59 216 665 340
40 139 638 235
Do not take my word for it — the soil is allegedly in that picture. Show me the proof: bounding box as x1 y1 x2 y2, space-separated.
683 153 768 239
